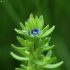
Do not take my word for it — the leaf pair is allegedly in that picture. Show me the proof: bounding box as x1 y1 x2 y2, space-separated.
11 44 29 56
11 44 30 61
38 25 55 38
17 36 34 48
36 45 54 56
33 56 56 66
36 37 51 47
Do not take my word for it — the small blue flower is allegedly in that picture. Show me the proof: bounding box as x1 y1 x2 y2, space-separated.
30 28 40 36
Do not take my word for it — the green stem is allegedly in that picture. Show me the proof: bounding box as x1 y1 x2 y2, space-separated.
27 50 40 70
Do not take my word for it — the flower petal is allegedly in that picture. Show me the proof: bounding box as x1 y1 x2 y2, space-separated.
30 28 40 36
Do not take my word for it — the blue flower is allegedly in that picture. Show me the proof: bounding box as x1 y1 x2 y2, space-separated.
30 28 40 36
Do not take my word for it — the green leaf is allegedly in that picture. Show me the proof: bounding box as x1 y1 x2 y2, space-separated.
14 28 29 38
33 56 45 65
20 64 27 69
14 28 24 34
14 28 35 41
36 37 51 48
43 61 63 69
17 36 34 48
46 50 52 58
17 36 26 47
34 57 56 66
41 26 55 38
11 44 28 56
25 21 31 31
38 15 44 29
34 59 45 65
46 57 57 64
41 45 54 52
10 52 29 61
34 16 39 28
38 25 49 37
36 45 54 55
25 14 35 31
20 22 26 30
43 51 53 64
41 57 57 67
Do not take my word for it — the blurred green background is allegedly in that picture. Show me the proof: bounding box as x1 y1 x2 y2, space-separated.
0 0 70 70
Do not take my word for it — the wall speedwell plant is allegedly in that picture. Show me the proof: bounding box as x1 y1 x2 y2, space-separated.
10 14 63 70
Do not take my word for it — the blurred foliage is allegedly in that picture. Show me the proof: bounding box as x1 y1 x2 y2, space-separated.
0 0 70 70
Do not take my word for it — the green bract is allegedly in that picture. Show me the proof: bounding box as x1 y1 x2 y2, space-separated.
11 14 63 70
